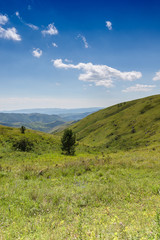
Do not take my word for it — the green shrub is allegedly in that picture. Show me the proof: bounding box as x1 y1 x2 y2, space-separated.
20 126 26 134
12 137 34 152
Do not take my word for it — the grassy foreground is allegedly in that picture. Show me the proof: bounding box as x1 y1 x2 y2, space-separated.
1 141 160 239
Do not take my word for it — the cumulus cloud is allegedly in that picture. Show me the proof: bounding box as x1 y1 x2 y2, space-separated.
42 23 58 36
106 21 112 30
53 59 142 88
0 26 21 41
122 84 155 93
0 14 8 25
32 48 42 58
0 13 21 41
15 11 39 30
153 71 160 81
52 42 58 47
77 34 89 48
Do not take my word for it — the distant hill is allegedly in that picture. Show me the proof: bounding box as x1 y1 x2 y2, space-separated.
0 108 101 133
0 113 65 132
3 107 102 115
64 94 160 151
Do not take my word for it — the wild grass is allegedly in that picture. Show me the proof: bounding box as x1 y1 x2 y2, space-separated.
0 141 160 239
67 94 160 152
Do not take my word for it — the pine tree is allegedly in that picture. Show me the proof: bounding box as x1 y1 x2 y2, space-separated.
61 129 76 155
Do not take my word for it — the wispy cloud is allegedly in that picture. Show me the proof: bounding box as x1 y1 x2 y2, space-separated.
53 59 142 88
15 11 21 20
106 21 112 30
15 11 39 30
52 42 58 47
42 23 58 36
28 5 32 10
32 48 42 58
0 14 8 25
153 71 160 81
122 84 155 92
77 34 89 48
0 26 21 41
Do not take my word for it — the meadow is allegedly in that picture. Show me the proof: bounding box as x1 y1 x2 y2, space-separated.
0 125 160 239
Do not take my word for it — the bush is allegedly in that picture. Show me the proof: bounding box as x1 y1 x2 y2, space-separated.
13 137 34 152
131 127 136 133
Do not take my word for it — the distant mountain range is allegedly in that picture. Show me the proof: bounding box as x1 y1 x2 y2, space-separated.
0 108 102 133
2 107 102 115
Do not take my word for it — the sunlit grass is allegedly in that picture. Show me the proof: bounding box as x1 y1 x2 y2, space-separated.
0 142 160 239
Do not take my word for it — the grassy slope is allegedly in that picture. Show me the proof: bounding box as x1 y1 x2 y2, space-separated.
1 143 160 239
70 94 160 150
0 125 60 155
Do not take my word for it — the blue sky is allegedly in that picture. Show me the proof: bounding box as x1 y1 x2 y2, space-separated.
0 0 160 110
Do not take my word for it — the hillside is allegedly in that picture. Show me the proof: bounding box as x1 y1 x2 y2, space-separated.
1 122 160 239
69 94 160 150
0 124 60 154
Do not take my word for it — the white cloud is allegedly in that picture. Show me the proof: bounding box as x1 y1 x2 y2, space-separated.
53 59 142 88
32 48 42 58
0 26 21 41
0 13 21 41
42 23 58 36
52 42 58 47
26 23 39 30
15 11 39 30
153 71 160 81
0 14 8 25
15 11 21 19
122 84 155 93
77 34 89 48
106 21 112 30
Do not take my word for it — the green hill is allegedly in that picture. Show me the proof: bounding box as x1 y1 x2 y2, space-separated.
69 94 160 151
0 124 60 155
